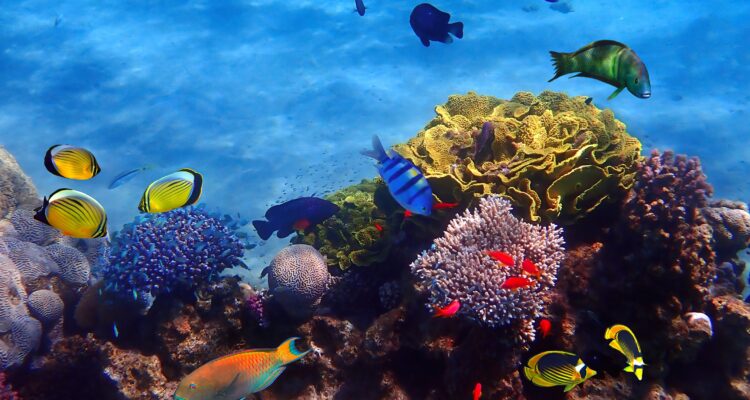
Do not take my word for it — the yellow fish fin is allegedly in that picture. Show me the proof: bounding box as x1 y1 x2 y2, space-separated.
252 366 286 393
563 382 579 392
635 368 643 381
608 339 624 354
624 364 634 372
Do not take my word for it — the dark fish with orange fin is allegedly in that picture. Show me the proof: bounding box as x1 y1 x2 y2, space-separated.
433 202 459 210
404 209 413 218
253 197 339 240
485 250 514 266
522 259 541 277
472 382 482 400
539 318 552 338
433 299 460 318
501 276 535 290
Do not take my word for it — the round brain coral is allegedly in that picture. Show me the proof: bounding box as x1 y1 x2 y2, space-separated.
45 243 90 285
411 196 565 344
393 91 643 223
266 244 330 317
10 209 61 246
101 206 244 299
0 237 59 282
27 289 64 325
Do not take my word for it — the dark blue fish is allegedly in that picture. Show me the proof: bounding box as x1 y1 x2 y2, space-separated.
585 97 593 105
362 135 433 216
108 165 152 189
252 197 340 240
474 122 495 163
355 0 366 16
409 3 463 47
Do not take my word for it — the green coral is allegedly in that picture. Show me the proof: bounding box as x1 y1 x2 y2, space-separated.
294 180 398 270
393 91 642 223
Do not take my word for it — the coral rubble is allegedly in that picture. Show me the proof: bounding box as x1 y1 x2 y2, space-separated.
394 91 642 223
411 196 564 344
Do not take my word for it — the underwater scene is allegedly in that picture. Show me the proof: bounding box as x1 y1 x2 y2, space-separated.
1 0 749 399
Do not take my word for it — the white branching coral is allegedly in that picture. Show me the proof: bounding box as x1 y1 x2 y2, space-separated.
410 196 565 344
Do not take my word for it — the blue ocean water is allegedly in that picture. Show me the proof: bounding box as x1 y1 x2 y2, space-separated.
1 0 749 268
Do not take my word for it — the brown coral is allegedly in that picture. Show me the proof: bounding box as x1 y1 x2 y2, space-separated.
393 91 642 223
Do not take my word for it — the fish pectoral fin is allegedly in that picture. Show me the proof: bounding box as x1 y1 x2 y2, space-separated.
563 382 578 392
608 86 625 100
608 340 624 353
420 37 430 47
252 366 286 393
624 364 634 372
216 373 243 398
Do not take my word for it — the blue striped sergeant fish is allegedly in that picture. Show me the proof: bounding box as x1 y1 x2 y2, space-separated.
361 135 433 216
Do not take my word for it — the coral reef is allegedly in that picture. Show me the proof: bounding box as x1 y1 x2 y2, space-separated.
0 147 39 221
411 196 565 344
378 280 401 310
702 199 750 256
26 290 63 326
0 372 19 400
101 206 244 301
266 244 330 318
393 91 642 223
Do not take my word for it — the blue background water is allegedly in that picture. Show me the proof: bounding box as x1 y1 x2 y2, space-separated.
1 0 749 271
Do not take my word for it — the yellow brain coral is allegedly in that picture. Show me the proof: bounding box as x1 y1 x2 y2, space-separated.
393 91 642 223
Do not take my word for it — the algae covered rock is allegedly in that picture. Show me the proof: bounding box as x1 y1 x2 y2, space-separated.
393 91 642 223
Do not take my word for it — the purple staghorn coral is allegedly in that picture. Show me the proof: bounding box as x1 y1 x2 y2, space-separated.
411 196 565 344
101 206 244 300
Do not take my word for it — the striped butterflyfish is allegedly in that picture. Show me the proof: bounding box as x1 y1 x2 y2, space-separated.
138 168 203 213
605 324 645 380
44 144 101 180
361 135 433 216
523 350 596 392
33 189 108 239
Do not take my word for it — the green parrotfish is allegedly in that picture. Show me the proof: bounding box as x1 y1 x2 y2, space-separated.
548 40 651 100
174 337 309 400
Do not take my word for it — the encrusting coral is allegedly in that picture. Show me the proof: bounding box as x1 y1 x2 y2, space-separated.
702 199 750 256
393 91 642 223
411 196 565 344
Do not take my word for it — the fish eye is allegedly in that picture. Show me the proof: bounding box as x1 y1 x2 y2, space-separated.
634 77 639 84
189 383 197 390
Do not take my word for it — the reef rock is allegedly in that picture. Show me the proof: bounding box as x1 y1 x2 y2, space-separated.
0 147 39 220
702 199 750 257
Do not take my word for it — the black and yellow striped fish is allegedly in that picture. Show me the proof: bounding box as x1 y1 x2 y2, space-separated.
138 168 203 213
33 189 108 239
523 350 596 392
605 324 645 380
44 144 101 180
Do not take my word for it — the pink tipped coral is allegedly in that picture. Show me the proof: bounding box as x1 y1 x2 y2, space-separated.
411 196 565 344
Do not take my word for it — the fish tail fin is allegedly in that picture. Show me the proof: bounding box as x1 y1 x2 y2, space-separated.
624 364 634 372
276 337 310 365
548 51 570 82
360 135 389 163
449 22 463 39
252 220 273 240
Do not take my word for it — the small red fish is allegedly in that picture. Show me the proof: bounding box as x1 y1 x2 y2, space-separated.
433 299 460 318
404 210 413 218
433 202 459 210
539 318 552 339
500 276 535 290
485 250 514 266
522 259 541 277
374 222 383 232
472 382 482 400
293 218 310 231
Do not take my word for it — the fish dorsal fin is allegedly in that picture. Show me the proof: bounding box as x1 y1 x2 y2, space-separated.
571 40 628 57
608 339 624 353
251 366 286 393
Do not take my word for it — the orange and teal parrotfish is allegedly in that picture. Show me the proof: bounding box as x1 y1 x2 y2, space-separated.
433 299 460 318
500 276 535 290
549 40 651 100
485 250 514 266
173 337 310 400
